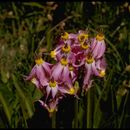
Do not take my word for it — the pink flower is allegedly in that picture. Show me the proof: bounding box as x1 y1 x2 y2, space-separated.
91 33 106 59
83 80 93 92
83 53 97 87
25 58 52 87
51 57 70 82
45 78 61 100
39 98 60 117
94 57 107 77
58 82 77 97
30 77 42 89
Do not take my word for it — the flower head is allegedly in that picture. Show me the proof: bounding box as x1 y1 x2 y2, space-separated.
25 57 53 90
91 33 106 59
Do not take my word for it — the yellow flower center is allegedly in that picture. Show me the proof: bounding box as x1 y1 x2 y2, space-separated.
86 56 94 64
60 58 68 66
62 44 71 53
96 33 105 41
61 32 69 40
49 81 57 88
78 33 88 43
48 108 55 113
99 70 105 77
50 50 56 58
69 65 74 71
69 88 75 95
81 42 89 49
35 58 44 65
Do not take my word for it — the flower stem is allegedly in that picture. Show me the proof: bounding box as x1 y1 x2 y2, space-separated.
51 111 56 128
87 89 92 128
74 98 79 128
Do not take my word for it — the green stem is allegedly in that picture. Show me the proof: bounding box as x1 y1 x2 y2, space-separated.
51 112 56 128
87 89 92 128
118 92 129 128
74 99 79 128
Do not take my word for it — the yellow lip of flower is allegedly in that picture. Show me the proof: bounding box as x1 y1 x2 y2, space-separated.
62 44 71 53
96 33 105 41
99 70 105 77
61 32 69 40
35 58 44 65
68 88 75 95
49 81 57 88
60 58 68 66
86 56 94 64
81 42 89 49
50 50 56 58
78 33 88 42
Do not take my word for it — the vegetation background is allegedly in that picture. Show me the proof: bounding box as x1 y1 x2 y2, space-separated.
0 1 130 128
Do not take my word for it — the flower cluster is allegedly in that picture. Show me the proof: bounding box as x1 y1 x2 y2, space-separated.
25 30 107 115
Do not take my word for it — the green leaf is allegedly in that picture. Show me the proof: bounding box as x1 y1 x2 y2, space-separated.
32 87 43 102
23 2 44 9
0 92 11 125
12 75 34 119
93 66 115 128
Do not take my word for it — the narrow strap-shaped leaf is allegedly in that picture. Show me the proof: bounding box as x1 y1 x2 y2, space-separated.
0 92 11 125
12 75 34 119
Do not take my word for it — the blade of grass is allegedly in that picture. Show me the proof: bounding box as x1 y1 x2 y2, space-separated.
0 92 11 126
12 75 34 119
118 91 129 128
93 66 115 128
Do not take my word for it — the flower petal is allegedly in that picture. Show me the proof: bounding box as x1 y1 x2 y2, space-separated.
25 66 36 80
36 65 48 85
92 41 101 58
38 100 48 110
52 86 58 98
92 61 99 76
96 42 106 59
42 62 51 75
51 63 63 80
83 64 92 85
46 85 51 99
62 66 69 82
